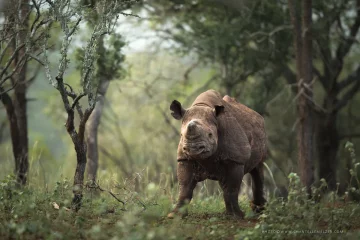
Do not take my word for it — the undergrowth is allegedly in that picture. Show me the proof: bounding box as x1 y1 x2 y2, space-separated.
236 141 360 240
0 142 360 239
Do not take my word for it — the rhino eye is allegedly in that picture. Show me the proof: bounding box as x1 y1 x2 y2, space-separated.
208 133 213 138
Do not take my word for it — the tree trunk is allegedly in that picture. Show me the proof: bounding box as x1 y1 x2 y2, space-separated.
13 85 29 185
64 107 91 211
316 111 339 191
288 0 315 194
72 139 87 211
299 0 315 194
13 0 30 185
0 90 22 169
86 79 110 181
85 31 111 182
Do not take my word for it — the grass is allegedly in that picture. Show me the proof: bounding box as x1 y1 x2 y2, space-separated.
1 174 360 240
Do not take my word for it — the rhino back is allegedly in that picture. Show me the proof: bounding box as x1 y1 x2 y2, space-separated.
223 95 265 140
223 96 267 171
192 89 225 108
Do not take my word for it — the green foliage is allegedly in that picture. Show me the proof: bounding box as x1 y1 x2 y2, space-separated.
1 172 360 240
75 33 127 83
144 0 291 96
236 172 360 240
345 141 360 200
0 174 239 240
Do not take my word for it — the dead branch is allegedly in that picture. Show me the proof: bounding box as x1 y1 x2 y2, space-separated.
86 181 127 210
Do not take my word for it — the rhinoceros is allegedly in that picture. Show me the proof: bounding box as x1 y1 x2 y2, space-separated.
168 90 267 218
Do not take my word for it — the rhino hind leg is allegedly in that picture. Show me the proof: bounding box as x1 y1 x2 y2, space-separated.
168 161 197 218
250 162 266 213
219 163 245 219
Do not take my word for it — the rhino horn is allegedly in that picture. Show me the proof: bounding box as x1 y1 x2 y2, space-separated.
186 121 199 137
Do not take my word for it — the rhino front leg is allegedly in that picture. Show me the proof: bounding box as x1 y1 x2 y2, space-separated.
250 163 266 213
219 163 245 218
168 161 197 218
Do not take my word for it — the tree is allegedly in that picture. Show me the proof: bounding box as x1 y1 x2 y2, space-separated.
312 0 360 191
77 0 127 183
287 0 315 194
0 0 50 185
214 0 360 191
140 0 360 193
143 0 290 98
84 34 126 182
284 0 360 191
39 0 131 210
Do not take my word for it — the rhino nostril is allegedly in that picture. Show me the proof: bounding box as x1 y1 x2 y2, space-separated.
183 147 188 151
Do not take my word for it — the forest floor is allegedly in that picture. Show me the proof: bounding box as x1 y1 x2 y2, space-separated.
1 176 360 240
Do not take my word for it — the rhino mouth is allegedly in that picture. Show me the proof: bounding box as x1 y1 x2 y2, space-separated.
182 142 210 157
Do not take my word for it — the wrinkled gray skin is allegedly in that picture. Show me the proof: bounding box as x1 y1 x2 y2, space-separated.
168 90 267 218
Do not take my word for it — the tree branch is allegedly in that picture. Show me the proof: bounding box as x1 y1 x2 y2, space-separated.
0 87 22 164
0 81 18 95
313 65 326 89
0 53 28 87
282 64 297 94
0 35 15 65
28 53 45 66
71 93 86 110
104 100 136 169
183 60 200 84
331 0 360 79
30 0 41 33
87 181 126 209
288 0 303 83
78 108 94 144
99 146 130 177
56 77 71 111
0 43 26 81
335 77 360 111
337 65 360 90
142 81 180 136
26 63 42 87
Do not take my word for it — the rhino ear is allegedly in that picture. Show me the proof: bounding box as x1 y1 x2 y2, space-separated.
170 100 185 120
214 105 224 117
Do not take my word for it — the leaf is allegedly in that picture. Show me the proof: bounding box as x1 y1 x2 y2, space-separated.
52 202 60 210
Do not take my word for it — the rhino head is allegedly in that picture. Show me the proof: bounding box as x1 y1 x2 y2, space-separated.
170 100 224 160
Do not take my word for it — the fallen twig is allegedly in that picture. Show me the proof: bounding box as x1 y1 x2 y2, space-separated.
86 181 127 211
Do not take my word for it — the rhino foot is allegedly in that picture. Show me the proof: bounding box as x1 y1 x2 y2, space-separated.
224 210 245 219
250 201 265 213
167 207 189 219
